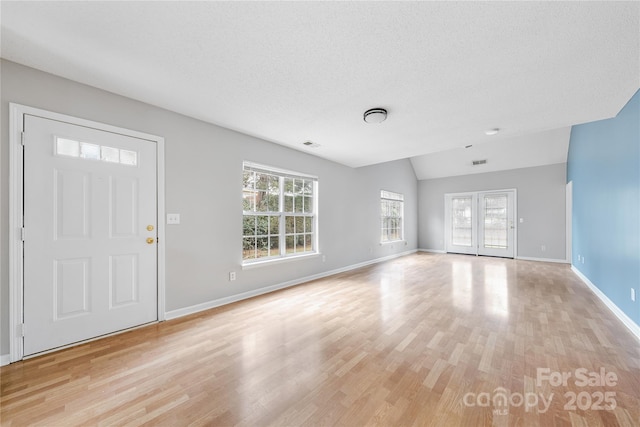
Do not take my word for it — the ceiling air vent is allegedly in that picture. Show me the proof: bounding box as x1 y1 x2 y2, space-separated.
472 159 487 166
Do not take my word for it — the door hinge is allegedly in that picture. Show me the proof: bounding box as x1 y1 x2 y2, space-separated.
21 132 25 146
21 227 25 242
18 323 25 337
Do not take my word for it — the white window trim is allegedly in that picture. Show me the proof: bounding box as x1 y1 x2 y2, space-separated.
242 252 321 270
244 161 317 180
242 162 319 266
380 189 404 243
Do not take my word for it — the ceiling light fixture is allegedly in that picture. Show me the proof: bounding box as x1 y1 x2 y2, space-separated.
364 108 387 124
485 128 500 136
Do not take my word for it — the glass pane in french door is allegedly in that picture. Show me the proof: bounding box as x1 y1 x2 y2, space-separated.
451 196 473 246
483 194 508 249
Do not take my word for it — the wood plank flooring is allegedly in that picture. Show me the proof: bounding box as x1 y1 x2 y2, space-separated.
1 253 639 426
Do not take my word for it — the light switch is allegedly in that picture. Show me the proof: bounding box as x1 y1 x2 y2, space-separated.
167 213 181 225
519 218 524 223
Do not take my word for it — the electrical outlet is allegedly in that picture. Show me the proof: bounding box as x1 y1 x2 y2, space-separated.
541 244 546 252
632 288 636 302
322 255 326 262
229 271 236 281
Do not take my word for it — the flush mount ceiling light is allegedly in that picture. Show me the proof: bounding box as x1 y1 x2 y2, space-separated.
363 108 387 124
485 128 500 136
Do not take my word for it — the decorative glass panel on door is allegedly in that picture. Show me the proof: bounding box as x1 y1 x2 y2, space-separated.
478 191 515 258
483 194 508 249
451 196 473 246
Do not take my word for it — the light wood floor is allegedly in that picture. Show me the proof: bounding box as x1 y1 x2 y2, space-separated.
1 253 639 426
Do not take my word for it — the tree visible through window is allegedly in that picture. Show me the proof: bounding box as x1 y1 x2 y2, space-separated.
243 163 317 262
381 190 404 242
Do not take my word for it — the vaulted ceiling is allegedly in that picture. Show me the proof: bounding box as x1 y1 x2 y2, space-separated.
2 1 638 179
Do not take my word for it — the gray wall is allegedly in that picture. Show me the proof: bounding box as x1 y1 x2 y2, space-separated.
418 163 567 260
0 60 418 355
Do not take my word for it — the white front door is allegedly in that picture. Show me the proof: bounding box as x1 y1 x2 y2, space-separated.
23 114 158 356
445 190 516 258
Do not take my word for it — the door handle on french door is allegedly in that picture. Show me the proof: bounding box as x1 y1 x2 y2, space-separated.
146 238 155 244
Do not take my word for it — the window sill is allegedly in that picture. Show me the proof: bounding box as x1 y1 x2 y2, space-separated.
242 252 321 270
380 240 407 245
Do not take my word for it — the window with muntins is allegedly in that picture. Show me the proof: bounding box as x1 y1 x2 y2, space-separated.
381 190 404 242
242 162 317 263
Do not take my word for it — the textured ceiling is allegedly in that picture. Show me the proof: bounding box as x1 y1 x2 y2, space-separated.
1 1 638 178
410 127 571 180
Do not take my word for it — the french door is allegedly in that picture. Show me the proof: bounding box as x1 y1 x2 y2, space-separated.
445 190 516 258
445 193 477 255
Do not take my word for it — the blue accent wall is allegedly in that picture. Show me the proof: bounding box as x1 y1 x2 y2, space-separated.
567 89 640 326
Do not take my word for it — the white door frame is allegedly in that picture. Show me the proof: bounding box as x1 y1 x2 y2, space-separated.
443 192 477 255
444 189 518 258
566 181 572 263
8 103 166 363
477 190 516 258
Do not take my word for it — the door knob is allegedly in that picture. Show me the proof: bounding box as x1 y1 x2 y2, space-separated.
146 237 155 244
147 225 154 231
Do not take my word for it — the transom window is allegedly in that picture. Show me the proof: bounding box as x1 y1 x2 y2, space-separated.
55 137 138 166
381 190 404 242
242 162 317 263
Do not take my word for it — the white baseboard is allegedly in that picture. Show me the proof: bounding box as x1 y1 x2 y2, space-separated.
421 251 568 264
571 265 640 341
166 249 417 321
516 256 569 264
1 354 10 367
418 248 446 254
